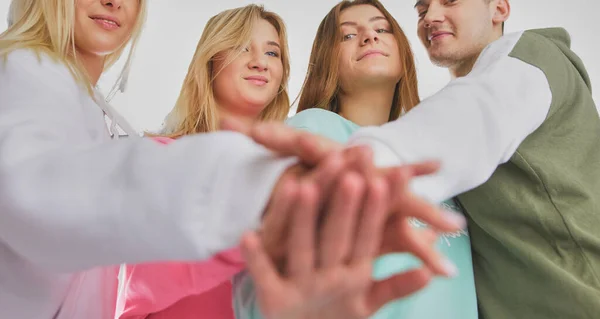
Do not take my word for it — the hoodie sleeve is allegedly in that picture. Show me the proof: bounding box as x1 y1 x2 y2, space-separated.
116 138 245 319
349 31 553 203
0 50 294 272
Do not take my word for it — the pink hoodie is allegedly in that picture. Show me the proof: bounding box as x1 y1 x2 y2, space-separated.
116 137 245 319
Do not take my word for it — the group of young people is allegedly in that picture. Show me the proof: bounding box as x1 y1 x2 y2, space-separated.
0 0 598 318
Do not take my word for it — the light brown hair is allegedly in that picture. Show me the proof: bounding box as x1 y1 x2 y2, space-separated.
297 0 420 121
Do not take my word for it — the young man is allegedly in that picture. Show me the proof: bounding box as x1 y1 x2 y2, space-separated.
233 0 600 317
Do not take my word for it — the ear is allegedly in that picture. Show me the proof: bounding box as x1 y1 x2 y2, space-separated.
492 0 510 25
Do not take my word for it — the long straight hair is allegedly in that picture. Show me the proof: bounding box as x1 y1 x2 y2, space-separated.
297 0 420 121
161 5 291 137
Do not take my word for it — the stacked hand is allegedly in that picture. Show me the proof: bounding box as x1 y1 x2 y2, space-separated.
224 119 464 319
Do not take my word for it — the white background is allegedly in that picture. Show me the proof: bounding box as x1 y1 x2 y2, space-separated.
1 0 598 132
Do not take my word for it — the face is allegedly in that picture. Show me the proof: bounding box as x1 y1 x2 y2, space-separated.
415 0 498 68
338 5 402 91
74 0 139 56
212 18 284 120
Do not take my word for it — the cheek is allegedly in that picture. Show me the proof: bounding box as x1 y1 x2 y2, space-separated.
214 61 246 97
213 68 235 98
271 62 284 85
417 27 428 45
123 6 140 33
338 46 354 69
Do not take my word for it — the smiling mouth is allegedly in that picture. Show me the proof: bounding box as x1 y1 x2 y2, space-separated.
245 77 268 86
358 51 387 61
428 33 452 41
90 16 121 29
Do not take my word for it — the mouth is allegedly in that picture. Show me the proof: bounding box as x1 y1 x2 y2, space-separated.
428 31 453 42
90 15 121 29
358 49 388 61
244 75 269 86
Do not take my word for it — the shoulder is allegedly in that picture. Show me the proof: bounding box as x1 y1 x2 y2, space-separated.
286 108 357 142
475 28 572 70
0 49 82 113
1 49 77 89
287 108 348 130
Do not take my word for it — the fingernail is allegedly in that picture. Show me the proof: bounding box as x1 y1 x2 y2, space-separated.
442 258 459 278
444 210 467 229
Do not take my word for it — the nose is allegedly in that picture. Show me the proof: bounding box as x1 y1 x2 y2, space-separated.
101 0 122 9
422 2 445 28
360 29 379 46
248 53 268 72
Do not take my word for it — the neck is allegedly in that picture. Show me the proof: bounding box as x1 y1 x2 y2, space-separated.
449 31 504 79
78 51 105 85
218 107 257 130
338 83 396 126
449 54 479 78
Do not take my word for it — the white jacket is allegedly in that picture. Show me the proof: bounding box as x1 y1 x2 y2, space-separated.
0 50 293 318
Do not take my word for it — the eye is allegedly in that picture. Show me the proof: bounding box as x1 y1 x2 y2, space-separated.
342 34 356 41
418 10 427 19
241 47 249 52
375 28 391 34
266 51 280 58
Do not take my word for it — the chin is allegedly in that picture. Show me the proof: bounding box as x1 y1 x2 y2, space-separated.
90 36 128 54
239 99 270 115
360 69 399 82
429 53 457 68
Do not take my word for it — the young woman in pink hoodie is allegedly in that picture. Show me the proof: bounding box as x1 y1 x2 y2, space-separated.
116 4 292 318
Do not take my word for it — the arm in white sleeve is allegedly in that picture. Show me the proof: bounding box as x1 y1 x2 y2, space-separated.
0 51 294 272
349 31 552 203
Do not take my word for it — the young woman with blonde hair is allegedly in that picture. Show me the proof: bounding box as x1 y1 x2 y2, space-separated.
159 5 290 137
117 4 292 319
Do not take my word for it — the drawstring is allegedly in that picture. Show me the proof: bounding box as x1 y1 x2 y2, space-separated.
94 90 139 139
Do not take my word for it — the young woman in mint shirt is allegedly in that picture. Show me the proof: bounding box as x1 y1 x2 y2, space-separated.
233 1 477 318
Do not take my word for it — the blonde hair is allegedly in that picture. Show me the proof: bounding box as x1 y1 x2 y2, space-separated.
298 0 420 121
7 0 24 26
161 4 290 137
0 0 147 96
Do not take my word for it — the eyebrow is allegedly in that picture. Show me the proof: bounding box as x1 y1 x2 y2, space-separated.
340 16 388 27
267 41 280 49
414 0 425 8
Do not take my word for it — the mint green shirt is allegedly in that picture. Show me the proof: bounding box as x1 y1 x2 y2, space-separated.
233 109 478 319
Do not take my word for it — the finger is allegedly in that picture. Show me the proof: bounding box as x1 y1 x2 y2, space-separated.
386 167 466 232
351 177 389 262
378 161 441 177
306 151 347 202
287 182 320 280
394 221 457 278
366 267 432 313
252 122 309 157
261 177 300 264
219 116 252 135
297 133 344 165
241 231 282 295
319 172 365 268
407 160 441 176
398 194 465 233
343 145 375 177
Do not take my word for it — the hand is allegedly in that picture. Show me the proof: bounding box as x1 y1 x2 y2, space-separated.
241 174 433 319
224 118 464 277
260 145 376 271
221 118 342 166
